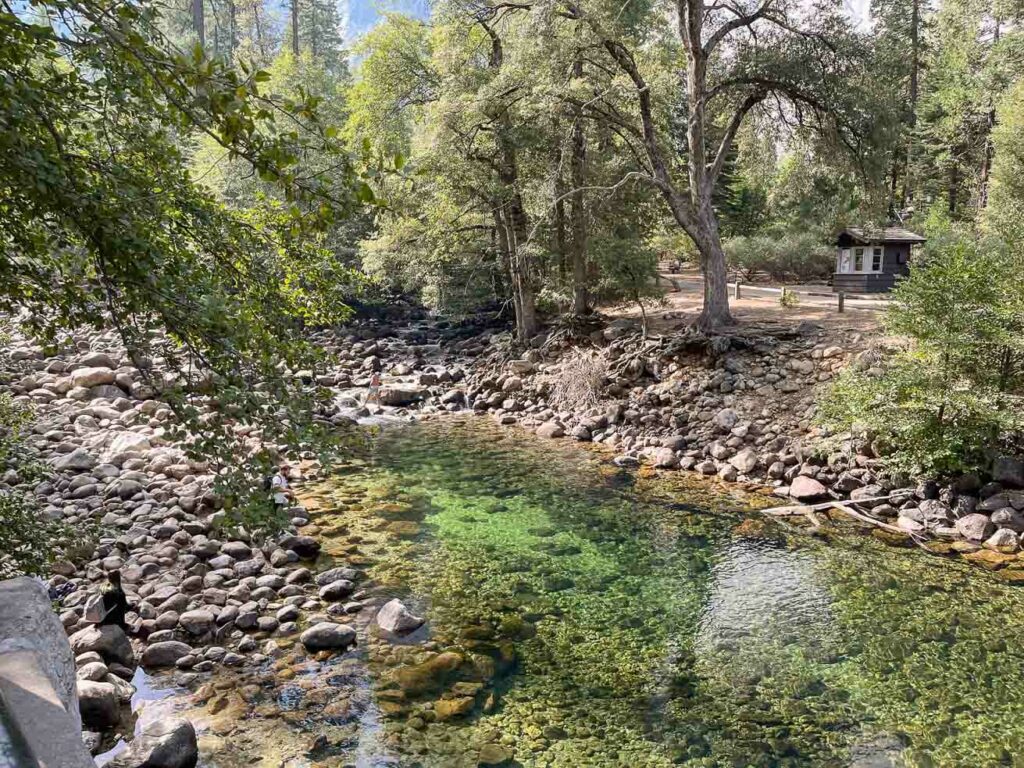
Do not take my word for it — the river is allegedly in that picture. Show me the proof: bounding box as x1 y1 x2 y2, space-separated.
117 418 1024 767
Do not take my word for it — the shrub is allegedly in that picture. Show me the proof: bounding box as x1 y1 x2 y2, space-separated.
0 393 78 577
818 232 1024 475
725 232 834 282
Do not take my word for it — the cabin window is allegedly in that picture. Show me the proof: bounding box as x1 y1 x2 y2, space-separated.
871 247 883 272
854 247 865 272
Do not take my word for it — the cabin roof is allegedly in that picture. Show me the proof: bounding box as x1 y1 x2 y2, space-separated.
837 227 927 245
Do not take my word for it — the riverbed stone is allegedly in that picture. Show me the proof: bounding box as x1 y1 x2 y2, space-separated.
319 580 355 601
106 718 198 768
178 610 215 636
77 680 119 729
728 448 758 474
984 528 1020 553
300 622 356 651
69 624 134 667
141 642 193 669
955 513 995 543
376 599 424 635
789 476 828 501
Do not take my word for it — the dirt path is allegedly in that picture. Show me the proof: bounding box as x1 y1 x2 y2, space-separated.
608 267 884 336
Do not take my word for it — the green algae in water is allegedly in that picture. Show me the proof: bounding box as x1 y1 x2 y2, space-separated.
334 420 1024 767
136 418 1024 767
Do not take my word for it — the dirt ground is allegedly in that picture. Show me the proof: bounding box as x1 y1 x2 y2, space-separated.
608 266 883 337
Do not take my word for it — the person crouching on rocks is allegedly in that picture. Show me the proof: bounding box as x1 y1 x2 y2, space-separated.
271 462 294 514
99 570 133 634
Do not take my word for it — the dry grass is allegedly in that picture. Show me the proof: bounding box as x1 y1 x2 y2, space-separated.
545 349 608 413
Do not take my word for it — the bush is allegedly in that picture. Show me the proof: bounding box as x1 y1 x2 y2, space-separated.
818 232 1024 475
724 232 834 282
0 393 78 577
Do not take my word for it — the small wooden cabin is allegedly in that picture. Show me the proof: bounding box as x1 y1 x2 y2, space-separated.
832 227 926 294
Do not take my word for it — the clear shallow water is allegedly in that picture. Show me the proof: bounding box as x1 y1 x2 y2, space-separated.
138 418 1024 767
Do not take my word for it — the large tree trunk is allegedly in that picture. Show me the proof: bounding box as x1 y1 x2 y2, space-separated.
228 0 237 58
482 18 537 344
902 0 920 208
569 58 589 315
291 0 299 56
192 0 205 47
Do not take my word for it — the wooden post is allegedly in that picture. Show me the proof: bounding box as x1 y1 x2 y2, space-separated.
733 279 741 299
837 291 845 313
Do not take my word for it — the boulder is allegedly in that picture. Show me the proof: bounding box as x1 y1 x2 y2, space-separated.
789 476 829 501
918 499 953 524
713 408 738 430
106 718 198 768
106 432 152 457
78 352 117 369
316 566 360 586
650 448 679 469
984 528 1020 554
728 448 758 474
991 507 1024 533
141 642 193 669
536 422 564 439
0 577 83 730
51 448 98 472
378 386 427 406
376 599 425 635
70 367 116 389
299 623 357 652
849 485 886 508
69 625 134 667
77 680 119 729
955 513 995 543
178 610 214 636
318 580 355 602
279 535 320 560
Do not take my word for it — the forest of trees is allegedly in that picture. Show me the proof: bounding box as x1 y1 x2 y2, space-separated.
3 0 1022 344
0 0 1022 475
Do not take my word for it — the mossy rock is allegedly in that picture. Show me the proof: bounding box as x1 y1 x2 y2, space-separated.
393 651 466 696
385 520 423 538
434 695 475 721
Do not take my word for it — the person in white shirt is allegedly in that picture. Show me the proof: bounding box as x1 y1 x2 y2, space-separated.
271 463 294 512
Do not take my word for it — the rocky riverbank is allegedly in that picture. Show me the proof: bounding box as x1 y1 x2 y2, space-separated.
4 310 1024 760
305 313 1024 573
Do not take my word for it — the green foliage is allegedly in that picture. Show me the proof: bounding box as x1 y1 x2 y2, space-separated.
0 0 374 507
724 233 834 282
819 232 1024 474
985 78 1024 245
0 394 78 577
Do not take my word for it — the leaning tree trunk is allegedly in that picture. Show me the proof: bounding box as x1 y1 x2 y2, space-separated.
569 58 589 315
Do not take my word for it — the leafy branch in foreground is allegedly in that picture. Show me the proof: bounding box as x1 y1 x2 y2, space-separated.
0 0 372 496
0 393 81 577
